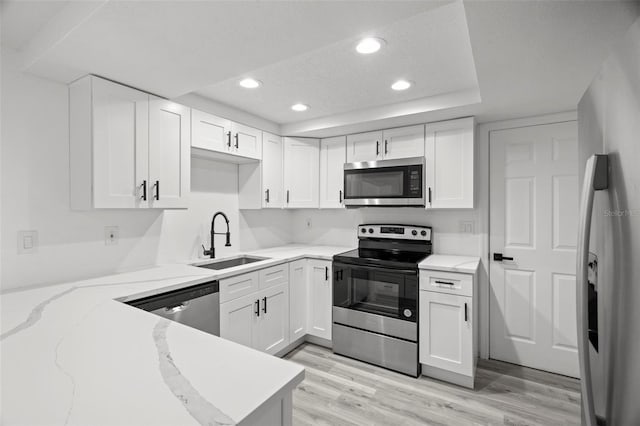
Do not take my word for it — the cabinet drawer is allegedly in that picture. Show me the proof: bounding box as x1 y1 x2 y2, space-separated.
259 263 289 289
419 270 473 297
220 271 259 303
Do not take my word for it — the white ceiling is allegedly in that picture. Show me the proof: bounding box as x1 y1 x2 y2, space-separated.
1 0 638 137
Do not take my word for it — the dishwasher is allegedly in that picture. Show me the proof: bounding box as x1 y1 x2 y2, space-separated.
126 280 220 336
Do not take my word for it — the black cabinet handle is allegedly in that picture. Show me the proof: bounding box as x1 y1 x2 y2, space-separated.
325 266 328 281
154 180 160 200
141 180 147 201
384 139 388 155
265 189 270 203
286 190 290 204
493 253 514 261
255 299 260 317
376 141 380 156
234 133 239 149
435 280 454 286
339 190 343 203
227 131 232 148
464 303 468 322
262 296 267 314
428 187 432 204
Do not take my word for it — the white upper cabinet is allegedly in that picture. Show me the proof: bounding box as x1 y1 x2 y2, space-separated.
148 97 190 208
382 125 425 160
261 132 284 208
346 130 383 163
283 137 320 208
70 75 189 210
319 136 346 209
232 122 262 160
191 109 232 152
425 117 475 209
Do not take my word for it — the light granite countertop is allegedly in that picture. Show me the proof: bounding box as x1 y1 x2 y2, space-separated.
419 254 481 274
0 244 351 426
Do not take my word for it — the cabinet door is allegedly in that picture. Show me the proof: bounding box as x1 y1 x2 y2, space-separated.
257 284 290 355
425 117 474 209
148 97 190 209
307 260 332 340
92 77 149 208
283 137 320 208
262 132 284 208
319 136 346 209
233 122 262 160
289 259 308 342
346 130 383 163
220 293 260 349
419 291 473 376
382 125 425 160
191 109 232 152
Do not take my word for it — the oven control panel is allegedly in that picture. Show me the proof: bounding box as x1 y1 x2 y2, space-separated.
358 224 432 241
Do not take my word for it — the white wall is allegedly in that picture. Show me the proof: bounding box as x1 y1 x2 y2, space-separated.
0 49 291 291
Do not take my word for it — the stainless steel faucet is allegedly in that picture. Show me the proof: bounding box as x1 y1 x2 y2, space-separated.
202 211 231 259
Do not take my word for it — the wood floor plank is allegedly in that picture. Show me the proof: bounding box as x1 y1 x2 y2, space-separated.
284 343 581 426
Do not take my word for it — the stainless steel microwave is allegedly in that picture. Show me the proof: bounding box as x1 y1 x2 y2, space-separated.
343 157 425 207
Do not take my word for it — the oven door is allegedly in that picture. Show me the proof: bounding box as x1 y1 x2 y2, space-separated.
333 262 418 322
343 157 424 207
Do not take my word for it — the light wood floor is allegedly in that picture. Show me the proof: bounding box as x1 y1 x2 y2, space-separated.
284 343 581 426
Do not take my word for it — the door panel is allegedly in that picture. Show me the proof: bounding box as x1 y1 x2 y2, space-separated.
289 260 307 341
489 121 579 377
308 260 332 340
382 125 424 160
262 132 283 208
233 122 262 159
191 109 231 152
346 131 382 163
148 98 190 208
319 136 346 208
257 284 289 355
283 137 319 208
220 294 259 349
92 78 148 208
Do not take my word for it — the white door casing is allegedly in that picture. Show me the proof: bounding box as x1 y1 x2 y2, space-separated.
489 121 579 377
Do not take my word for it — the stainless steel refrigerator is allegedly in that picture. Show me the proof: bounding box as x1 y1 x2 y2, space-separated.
576 16 640 426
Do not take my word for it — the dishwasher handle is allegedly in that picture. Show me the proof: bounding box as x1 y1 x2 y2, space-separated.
126 280 219 312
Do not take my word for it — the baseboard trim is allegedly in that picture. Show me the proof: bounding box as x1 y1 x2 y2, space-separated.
421 364 475 389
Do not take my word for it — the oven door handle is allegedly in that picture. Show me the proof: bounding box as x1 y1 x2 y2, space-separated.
333 263 417 276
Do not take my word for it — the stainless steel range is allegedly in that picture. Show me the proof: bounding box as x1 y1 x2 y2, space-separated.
332 224 432 377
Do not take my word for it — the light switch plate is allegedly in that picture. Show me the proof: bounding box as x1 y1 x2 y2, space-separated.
105 226 119 245
18 230 38 254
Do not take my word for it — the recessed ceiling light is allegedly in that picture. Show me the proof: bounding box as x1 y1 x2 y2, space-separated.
391 80 412 91
291 103 309 112
239 78 261 89
356 37 384 54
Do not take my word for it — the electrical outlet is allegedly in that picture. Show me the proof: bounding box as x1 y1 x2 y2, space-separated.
105 226 119 245
459 221 474 234
306 218 312 229
18 230 38 254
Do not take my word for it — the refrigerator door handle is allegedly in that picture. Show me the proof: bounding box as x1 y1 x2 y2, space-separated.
576 154 608 426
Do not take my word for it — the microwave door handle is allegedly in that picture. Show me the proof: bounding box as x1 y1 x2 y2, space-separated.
576 154 608 426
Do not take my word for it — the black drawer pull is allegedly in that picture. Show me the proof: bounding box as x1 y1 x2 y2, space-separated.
325 266 329 281
141 180 147 201
227 131 232 148
435 280 455 286
464 303 468 322
262 296 267 314
265 189 270 203
154 180 160 200
255 299 260 317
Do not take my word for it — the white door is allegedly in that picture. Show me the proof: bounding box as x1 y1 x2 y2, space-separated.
232 122 262 159
289 259 308 342
283 137 319 208
319 136 346 209
346 130 382 163
307 260 332 340
261 132 284 208
382 125 425 160
220 293 259 349
256 284 290 355
92 77 149 208
425 117 474 209
419 291 473 376
489 120 579 377
148 97 190 209
191 109 232 153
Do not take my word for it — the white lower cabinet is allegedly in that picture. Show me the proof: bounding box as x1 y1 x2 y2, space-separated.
256 284 290 355
419 269 477 388
289 259 308 342
307 260 332 340
220 292 259 349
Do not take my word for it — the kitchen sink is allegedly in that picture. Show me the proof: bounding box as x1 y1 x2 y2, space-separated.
194 255 270 270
